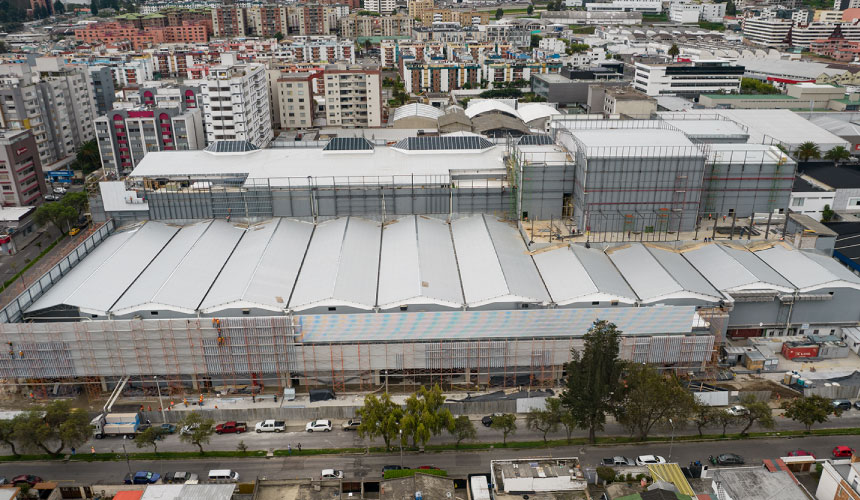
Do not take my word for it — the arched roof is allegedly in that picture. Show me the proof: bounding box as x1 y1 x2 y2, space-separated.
517 103 561 124
464 100 520 120
391 103 444 122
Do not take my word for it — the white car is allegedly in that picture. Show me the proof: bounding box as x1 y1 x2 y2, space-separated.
635 455 667 466
53 187 66 194
254 420 286 433
726 405 749 416
321 469 343 479
306 419 332 432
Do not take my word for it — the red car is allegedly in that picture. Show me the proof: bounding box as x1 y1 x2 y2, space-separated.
214 421 247 434
11 475 42 487
833 446 855 458
787 450 815 458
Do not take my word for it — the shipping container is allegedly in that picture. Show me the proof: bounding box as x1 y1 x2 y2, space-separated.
781 343 819 359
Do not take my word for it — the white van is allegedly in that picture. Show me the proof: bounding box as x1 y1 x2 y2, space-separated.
208 469 240 482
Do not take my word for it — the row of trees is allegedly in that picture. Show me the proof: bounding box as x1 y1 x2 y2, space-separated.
34 191 88 235
795 141 851 163
0 401 90 457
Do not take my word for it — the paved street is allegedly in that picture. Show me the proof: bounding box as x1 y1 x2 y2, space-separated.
0 434 853 485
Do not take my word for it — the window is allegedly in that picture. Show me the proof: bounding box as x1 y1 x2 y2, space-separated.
791 198 805 207
848 197 860 209
592 301 599 305
150 311 159 315
328 307 337 311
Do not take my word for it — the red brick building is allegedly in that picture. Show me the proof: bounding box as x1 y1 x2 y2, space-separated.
74 21 208 51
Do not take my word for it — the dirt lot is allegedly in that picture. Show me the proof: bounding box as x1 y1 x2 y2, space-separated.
716 377 802 400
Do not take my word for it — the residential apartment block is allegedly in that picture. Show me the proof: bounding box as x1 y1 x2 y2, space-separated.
322 65 382 128
0 57 97 170
74 21 209 50
364 0 396 13
632 60 744 97
95 106 205 176
338 13 414 38
742 17 793 47
189 57 273 147
211 5 247 37
0 129 46 207
277 72 315 129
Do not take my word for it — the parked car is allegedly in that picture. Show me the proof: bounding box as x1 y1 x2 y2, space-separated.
255 420 286 433
787 450 815 458
215 421 247 434
342 418 361 431
715 453 745 465
321 469 344 479
180 423 199 436
124 471 161 485
833 446 855 458
0 477 6 485
11 475 42 487
160 423 177 434
854 400 860 410
602 457 635 466
68 228 80 236
44 195 60 201
832 400 852 412
635 455 666 466
306 419 332 432
52 187 66 195
481 413 504 427
382 465 407 476
163 472 198 484
726 405 749 416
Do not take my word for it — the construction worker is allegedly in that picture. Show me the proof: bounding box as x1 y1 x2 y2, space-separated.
90 446 95 455
183 398 188 407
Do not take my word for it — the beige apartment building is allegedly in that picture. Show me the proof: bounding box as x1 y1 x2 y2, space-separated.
277 72 315 129
323 65 382 128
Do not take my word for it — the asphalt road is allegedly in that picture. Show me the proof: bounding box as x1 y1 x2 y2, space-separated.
0 434 854 485
71 410 860 453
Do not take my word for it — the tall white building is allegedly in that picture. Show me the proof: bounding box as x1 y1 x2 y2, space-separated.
586 0 662 13
188 56 273 148
323 65 382 128
742 18 793 47
633 60 744 97
364 0 397 13
700 3 726 22
0 57 97 170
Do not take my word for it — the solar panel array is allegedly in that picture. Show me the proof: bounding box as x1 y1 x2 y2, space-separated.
517 135 555 146
204 140 260 153
323 137 375 151
394 136 494 151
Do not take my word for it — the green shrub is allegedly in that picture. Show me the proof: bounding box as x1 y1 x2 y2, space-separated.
384 469 448 479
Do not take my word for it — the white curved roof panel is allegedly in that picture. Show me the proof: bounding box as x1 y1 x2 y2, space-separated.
391 103 444 122
517 103 561 124
464 99 520 120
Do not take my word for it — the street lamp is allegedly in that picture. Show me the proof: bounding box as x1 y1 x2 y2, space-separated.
121 443 132 477
399 429 403 468
668 418 675 463
153 376 166 423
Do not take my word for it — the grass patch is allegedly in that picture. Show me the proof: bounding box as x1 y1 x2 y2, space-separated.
0 235 65 292
642 13 668 21
567 25 596 34
384 469 447 479
698 20 725 31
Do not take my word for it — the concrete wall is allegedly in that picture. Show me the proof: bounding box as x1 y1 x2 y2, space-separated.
519 164 575 221
834 187 860 212
803 384 860 400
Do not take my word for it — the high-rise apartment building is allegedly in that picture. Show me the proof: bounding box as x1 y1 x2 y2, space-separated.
741 17 793 47
364 0 396 13
88 66 116 115
211 5 247 37
323 65 382 128
190 56 273 147
0 57 97 170
95 106 206 176
0 129 47 207
277 72 315 129
247 5 287 37
338 13 413 38
408 0 434 20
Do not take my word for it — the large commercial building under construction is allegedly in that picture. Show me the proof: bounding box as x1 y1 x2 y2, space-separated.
1 112 857 394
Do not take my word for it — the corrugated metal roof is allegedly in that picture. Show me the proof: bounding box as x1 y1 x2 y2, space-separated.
377 216 463 310
112 220 244 315
140 484 235 500
682 243 793 293
198 218 314 313
289 217 381 311
645 245 723 301
532 245 637 305
753 244 860 290
607 244 721 303
484 217 551 305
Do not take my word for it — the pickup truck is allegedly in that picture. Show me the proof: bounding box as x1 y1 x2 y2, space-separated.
601 456 635 466
215 421 247 434
255 420 286 433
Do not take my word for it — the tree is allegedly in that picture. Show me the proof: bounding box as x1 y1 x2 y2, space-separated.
795 141 821 162
178 412 215 454
821 204 835 223
714 410 739 437
559 411 576 443
134 426 165 454
526 397 562 444
0 416 22 457
825 145 851 164
726 0 736 15
736 395 774 435
691 402 721 437
400 384 455 449
527 3 534 14
530 34 541 48
14 401 90 456
781 395 837 432
490 413 516 445
596 466 616 484
236 440 248 454
53 0 65 14
560 320 625 443
74 139 100 175
495 7 503 19
34 202 77 234
668 44 680 58
741 77 779 95
356 392 402 451
274 31 284 41
450 415 476 447
616 364 697 441
62 191 89 218
89 0 97 14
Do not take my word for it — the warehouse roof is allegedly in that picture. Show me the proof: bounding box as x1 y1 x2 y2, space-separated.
681 243 794 295
606 244 724 304
707 143 791 165
752 243 860 292
570 129 700 157
533 244 637 305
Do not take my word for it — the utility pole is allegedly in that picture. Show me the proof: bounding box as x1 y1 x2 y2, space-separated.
154 376 166 423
